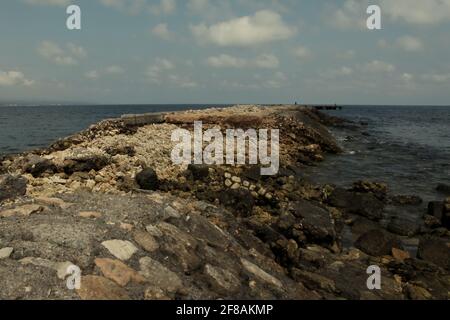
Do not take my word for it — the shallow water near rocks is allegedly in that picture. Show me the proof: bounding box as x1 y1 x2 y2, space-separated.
303 106 450 252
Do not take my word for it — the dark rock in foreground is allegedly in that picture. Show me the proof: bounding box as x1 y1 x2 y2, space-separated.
0 174 27 202
135 168 159 191
355 229 402 256
436 184 450 195
417 237 450 270
327 188 384 221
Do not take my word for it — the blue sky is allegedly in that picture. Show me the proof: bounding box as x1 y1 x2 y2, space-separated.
1 0 450 105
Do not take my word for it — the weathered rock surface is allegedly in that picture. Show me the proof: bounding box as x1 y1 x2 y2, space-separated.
0 174 27 202
417 237 450 270
0 105 448 300
354 229 402 257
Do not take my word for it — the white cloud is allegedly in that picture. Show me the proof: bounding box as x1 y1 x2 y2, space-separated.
396 36 424 52
380 0 450 25
151 23 174 40
331 0 450 28
38 41 86 66
191 10 296 47
146 58 175 83
293 46 312 59
320 66 354 79
85 70 100 80
150 0 176 15
328 0 367 30
105 65 125 74
168 74 198 88
0 70 34 87
24 0 70 6
85 66 125 79
99 0 148 15
67 43 87 58
361 60 396 73
320 60 395 80
207 54 279 69
422 73 450 83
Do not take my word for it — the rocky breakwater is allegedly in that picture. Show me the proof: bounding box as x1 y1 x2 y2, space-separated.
0 105 449 300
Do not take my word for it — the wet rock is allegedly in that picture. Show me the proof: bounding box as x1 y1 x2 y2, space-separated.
187 164 209 181
423 214 441 229
327 188 384 221
428 201 444 220
443 211 450 229
287 200 336 246
101 240 138 261
139 257 183 293
354 229 402 257
352 180 388 200
76 275 130 300
390 195 423 206
219 188 254 217
436 184 450 195
135 168 159 190
387 217 419 237
94 258 146 287
0 174 27 203
0 247 13 259
417 237 450 270
22 155 57 178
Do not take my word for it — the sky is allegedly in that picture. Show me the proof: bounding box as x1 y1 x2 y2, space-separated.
0 0 450 105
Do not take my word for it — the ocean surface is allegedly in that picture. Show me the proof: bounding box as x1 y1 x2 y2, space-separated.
302 105 450 205
0 104 223 155
1 104 449 205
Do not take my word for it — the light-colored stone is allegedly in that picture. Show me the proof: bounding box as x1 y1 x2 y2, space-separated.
145 225 163 237
231 183 240 190
35 197 73 209
204 264 240 293
79 211 102 219
133 230 159 252
225 179 232 187
76 275 130 300
102 240 138 261
163 206 181 219
392 248 411 262
0 247 13 259
231 176 241 183
224 173 232 179
240 258 283 288
56 262 77 280
0 204 44 218
139 257 183 293
120 223 134 231
95 258 146 287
